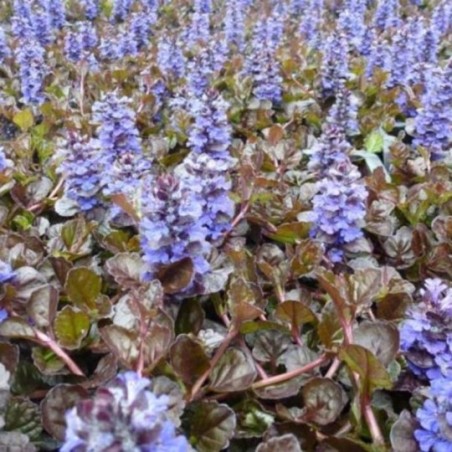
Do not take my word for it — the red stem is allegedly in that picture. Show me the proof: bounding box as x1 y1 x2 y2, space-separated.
252 354 328 389
189 328 238 401
34 330 84 376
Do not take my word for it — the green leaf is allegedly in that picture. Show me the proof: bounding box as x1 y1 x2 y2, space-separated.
0 343 19 378
390 410 418 452
53 306 90 349
100 325 139 367
31 347 66 375
170 335 210 387
156 257 194 294
4 397 42 441
175 298 205 335
0 318 35 340
301 377 348 426
0 432 36 452
184 401 236 452
339 344 392 395
27 285 58 330
256 434 302 452
210 348 257 392
65 267 102 310
266 222 310 244
235 398 274 438
10 362 46 395
41 384 88 441
252 330 291 363
353 321 400 367
364 129 384 153
275 300 317 328
13 109 34 132
105 252 143 289
351 150 391 182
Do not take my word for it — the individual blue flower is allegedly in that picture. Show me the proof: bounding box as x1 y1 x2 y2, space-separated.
0 309 8 323
0 27 11 62
414 378 452 452
61 371 190 452
0 147 12 172
15 41 47 105
139 174 212 280
0 260 16 284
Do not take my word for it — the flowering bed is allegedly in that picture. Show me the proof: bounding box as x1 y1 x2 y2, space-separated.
0 0 451 451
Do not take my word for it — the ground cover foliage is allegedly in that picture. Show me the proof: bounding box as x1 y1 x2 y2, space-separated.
0 0 451 450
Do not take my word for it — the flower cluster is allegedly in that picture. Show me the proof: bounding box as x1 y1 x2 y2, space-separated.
224 0 246 50
139 174 212 281
61 371 190 452
307 93 367 262
59 93 151 216
92 93 143 166
400 278 452 381
64 21 97 63
244 13 283 104
57 136 104 212
307 125 352 176
320 31 349 96
413 65 451 161
15 41 47 105
414 378 452 452
309 159 368 263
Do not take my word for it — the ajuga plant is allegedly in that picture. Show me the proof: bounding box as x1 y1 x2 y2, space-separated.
400 278 452 381
0 1 450 451
61 371 190 451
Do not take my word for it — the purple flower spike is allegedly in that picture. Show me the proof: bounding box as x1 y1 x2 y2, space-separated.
61 371 190 452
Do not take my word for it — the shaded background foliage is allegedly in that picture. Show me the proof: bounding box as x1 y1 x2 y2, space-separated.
0 0 451 451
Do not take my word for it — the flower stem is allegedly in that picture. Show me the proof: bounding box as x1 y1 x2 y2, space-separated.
189 328 238 401
34 329 84 376
251 354 328 389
